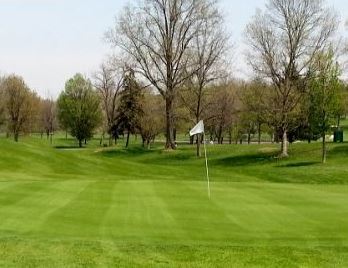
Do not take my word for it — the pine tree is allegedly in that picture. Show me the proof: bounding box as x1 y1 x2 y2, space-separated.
116 69 144 147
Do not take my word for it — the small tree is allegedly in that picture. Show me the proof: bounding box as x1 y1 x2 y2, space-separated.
207 82 238 144
307 50 343 163
3 75 36 142
139 92 164 149
57 74 102 147
240 80 267 144
342 85 348 118
41 98 57 141
0 77 7 128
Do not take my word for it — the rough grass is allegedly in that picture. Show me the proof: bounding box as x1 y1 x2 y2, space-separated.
0 130 348 267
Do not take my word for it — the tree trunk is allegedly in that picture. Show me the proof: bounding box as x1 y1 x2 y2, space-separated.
337 115 341 127
126 130 130 148
99 133 104 146
280 130 289 157
79 139 82 148
322 133 327 164
14 131 19 142
165 97 176 149
109 135 113 147
147 140 151 149
196 134 201 157
217 126 223 144
247 131 251 145
258 123 262 144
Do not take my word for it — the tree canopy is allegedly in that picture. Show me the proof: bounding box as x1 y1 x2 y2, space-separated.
57 74 102 147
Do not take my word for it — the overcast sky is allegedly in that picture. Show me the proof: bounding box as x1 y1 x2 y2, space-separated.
0 0 347 98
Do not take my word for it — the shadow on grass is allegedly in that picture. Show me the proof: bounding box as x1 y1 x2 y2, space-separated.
99 146 195 166
140 148 194 165
276 161 320 168
100 146 155 158
212 152 276 167
330 145 348 156
159 151 192 160
54 146 84 150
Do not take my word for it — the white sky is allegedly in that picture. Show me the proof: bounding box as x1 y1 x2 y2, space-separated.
0 0 347 98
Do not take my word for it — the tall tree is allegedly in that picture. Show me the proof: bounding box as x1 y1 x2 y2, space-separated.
2 75 36 142
342 85 348 118
245 0 337 157
180 7 228 156
240 80 270 144
107 0 221 149
93 62 123 146
0 77 7 127
207 82 238 144
57 74 102 148
116 69 144 148
307 50 343 163
40 98 57 141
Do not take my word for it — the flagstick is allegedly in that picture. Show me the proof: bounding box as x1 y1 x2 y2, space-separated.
203 132 211 199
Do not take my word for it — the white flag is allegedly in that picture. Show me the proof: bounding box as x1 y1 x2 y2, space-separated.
190 120 204 136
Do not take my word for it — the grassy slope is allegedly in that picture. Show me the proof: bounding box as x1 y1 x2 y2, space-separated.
0 131 348 267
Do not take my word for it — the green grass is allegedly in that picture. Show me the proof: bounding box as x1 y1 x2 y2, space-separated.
0 132 348 267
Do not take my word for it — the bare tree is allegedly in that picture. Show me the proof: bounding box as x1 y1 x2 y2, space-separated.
139 91 165 149
180 8 228 156
240 80 271 144
207 82 239 144
0 77 7 127
245 0 337 157
41 98 57 142
93 62 123 146
107 0 220 149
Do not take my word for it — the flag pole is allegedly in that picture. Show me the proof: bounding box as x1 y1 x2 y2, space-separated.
203 132 211 199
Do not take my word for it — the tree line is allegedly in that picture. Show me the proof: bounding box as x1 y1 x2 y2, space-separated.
0 0 348 163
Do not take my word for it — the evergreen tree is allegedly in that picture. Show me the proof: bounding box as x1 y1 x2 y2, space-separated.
116 69 143 147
